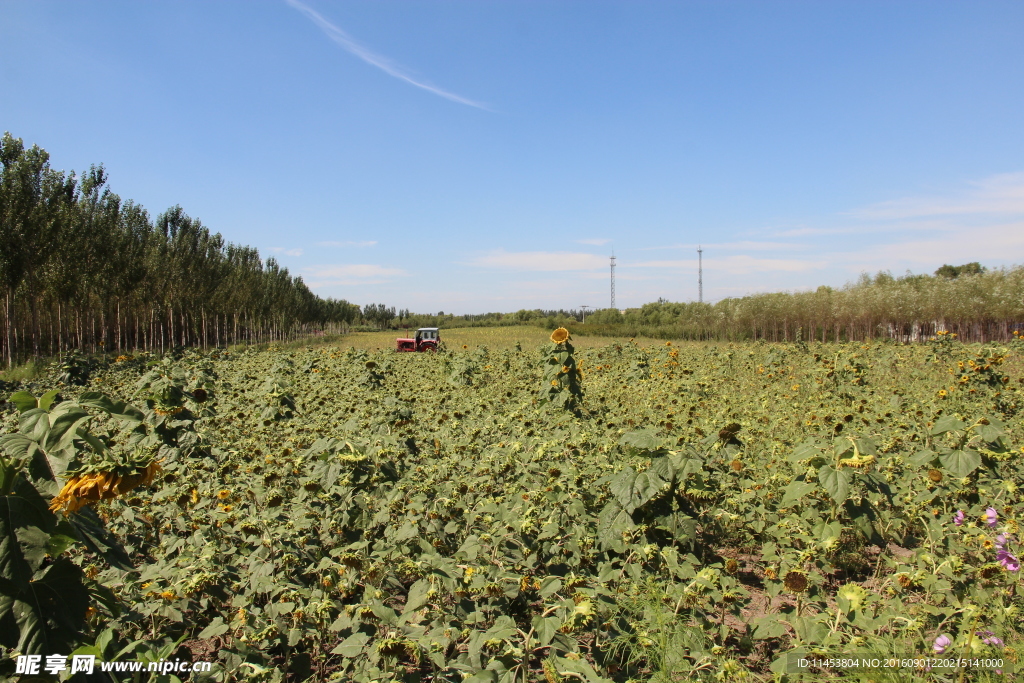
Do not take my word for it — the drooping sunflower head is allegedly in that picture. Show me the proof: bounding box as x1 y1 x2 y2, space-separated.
153 405 185 417
550 328 570 344
48 461 161 515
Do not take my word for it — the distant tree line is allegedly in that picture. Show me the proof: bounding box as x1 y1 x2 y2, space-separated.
0 133 361 367
575 265 1024 343
341 267 1024 344
391 308 589 331
385 265 1023 345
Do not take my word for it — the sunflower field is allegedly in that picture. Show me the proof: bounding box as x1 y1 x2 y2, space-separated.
2 329 1024 682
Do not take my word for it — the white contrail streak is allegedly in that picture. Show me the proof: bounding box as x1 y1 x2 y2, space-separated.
284 0 490 110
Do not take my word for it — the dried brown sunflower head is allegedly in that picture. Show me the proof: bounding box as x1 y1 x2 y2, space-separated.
783 571 808 593
719 423 741 440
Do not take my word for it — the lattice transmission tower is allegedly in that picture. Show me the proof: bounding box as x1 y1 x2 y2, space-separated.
697 245 703 303
610 253 616 309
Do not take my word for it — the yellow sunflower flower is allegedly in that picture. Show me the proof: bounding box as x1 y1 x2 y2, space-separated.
49 461 162 515
550 328 570 344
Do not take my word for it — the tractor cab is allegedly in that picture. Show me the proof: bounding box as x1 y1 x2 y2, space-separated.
396 327 441 352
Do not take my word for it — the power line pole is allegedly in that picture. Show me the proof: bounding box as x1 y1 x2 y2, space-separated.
697 245 703 303
580 305 590 323
610 253 616 309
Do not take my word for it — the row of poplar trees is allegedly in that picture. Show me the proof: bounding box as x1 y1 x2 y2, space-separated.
581 266 1024 343
0 133 362 368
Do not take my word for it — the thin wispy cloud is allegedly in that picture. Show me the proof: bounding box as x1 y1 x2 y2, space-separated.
284 0 490 110
304 263 408 288
306 264 407 279
828 220 1024 272
467 250 609 272
632 256 825 274
771 227 856 238
317 240 378 248
577 238 611 246
271 247 304 257
638 240 805 252
852 171 1024 220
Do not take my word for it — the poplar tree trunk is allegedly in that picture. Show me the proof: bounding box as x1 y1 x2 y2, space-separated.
5 288 13 369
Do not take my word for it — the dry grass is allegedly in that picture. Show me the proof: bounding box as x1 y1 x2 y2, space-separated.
336 326 675 351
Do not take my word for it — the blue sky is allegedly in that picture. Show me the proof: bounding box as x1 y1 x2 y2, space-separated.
3 1 1023 314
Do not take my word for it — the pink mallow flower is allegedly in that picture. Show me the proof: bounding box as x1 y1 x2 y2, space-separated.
934 634 952 654
997 549 1020 572
985 507 998 528
954 510 966 526
976 631 1005 647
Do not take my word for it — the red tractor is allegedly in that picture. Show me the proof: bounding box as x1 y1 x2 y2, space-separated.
396 327 441 352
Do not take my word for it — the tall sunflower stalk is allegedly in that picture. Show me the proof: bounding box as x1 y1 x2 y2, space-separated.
537 327 584 412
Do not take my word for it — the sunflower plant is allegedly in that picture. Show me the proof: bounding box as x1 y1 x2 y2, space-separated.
51 349 95 386
261 374 297 419
133 356 218 458
537 327 584 412
361 359 387 389
0 388 155 662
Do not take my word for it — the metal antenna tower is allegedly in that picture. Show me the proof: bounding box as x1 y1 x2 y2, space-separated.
697 245 703 303
610 253 617 309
